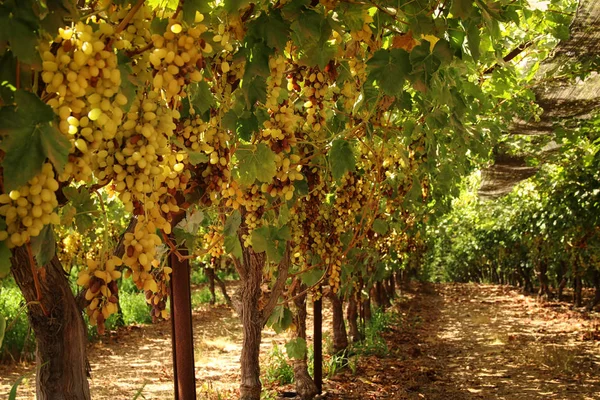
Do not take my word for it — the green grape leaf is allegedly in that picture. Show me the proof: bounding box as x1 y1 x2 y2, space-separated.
233 143 277 186
0 8 41 66
266 305 293 333
250 225 287 263
38 0 79 35
189 81 216 114
242 75 267 108
224 210 242 236
329 139 356 180
0 240 11 279
63 186 98 232
182 0 212 25
366 49 411 96
150 17 169 34
188 151 209 165
117 53 137 112
0 313 5 349
466 20 481 61
247 11 290 51
30 225 56 267
290 10 336 68
224 235 242 259
300 267 324 287
372 219 389 235
223 0 251 15
433 39 454 65
286 337 307 359
451 0 474 18
0 90 70 191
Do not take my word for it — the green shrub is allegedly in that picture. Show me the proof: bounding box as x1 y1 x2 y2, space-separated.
0 284 35 361
263 343 294 385
119 291 153 325
191 268 208 285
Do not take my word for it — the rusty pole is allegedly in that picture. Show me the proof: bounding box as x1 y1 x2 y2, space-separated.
169 214 197 400
313 287 323 393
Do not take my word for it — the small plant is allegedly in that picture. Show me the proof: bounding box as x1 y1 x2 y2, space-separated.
0 285 35 361
263 343 294 385
119 291 153 325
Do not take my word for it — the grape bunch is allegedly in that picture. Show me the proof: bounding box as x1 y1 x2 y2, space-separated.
149 17 210 100
0 163 60 248
77 255 123 334
203 224 225 258
41 19 126 183
121 215 163 292
146 265 172 321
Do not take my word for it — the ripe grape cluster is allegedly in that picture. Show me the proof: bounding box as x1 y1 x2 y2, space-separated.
0 163 60 247
77 255 123 334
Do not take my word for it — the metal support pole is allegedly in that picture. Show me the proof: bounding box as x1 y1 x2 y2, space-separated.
169 215 196 400
313 288 323 393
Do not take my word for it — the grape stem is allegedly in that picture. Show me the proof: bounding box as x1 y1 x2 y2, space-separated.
114 0 146 35
26 242 49 317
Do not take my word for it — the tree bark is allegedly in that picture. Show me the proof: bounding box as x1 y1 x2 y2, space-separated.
328 291 348 354
11 247 90 400
346 294 362 343
587 270 600 311
292 284 318 400
574 276 583 307
537 258 552 299
206 266 217 305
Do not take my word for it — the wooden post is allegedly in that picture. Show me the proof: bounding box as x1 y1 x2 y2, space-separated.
313 288 323 393
169 214 197 400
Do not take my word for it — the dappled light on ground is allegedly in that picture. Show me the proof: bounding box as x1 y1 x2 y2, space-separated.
1 283 599 399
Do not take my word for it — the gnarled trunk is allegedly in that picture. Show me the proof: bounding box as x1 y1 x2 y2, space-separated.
328 291 348 354
346 294 362 343
574 276 583 307
292 284 318 400
587 270 600 311
11 247 90 400
537 258 552 299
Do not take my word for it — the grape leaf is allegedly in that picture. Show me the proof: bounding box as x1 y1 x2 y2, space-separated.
233 143 277 186
266 305 293 333
286 337 307 359
290 10 336 68
247 11 290 51
242 75 267 108
251 225 288 263
188 151 209 165
63 186 98 232
38 0 79 35
224 235 242 259
30 225 55 267
0 313 5 349
182 0 212 25
224 210 241 236
300 267 324 287
329 139 356 180
466 20 481 61
0 90 70 191
189 81 216 114
366 49 411 96
372 219 389 235
0 241 11 279
0 6 41 65
451 0 474 18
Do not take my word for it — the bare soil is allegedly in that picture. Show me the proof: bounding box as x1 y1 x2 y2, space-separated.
1 283 599 400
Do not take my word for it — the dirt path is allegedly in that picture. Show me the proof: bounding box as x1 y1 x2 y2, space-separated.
1 283 599 399
327 284 600 399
